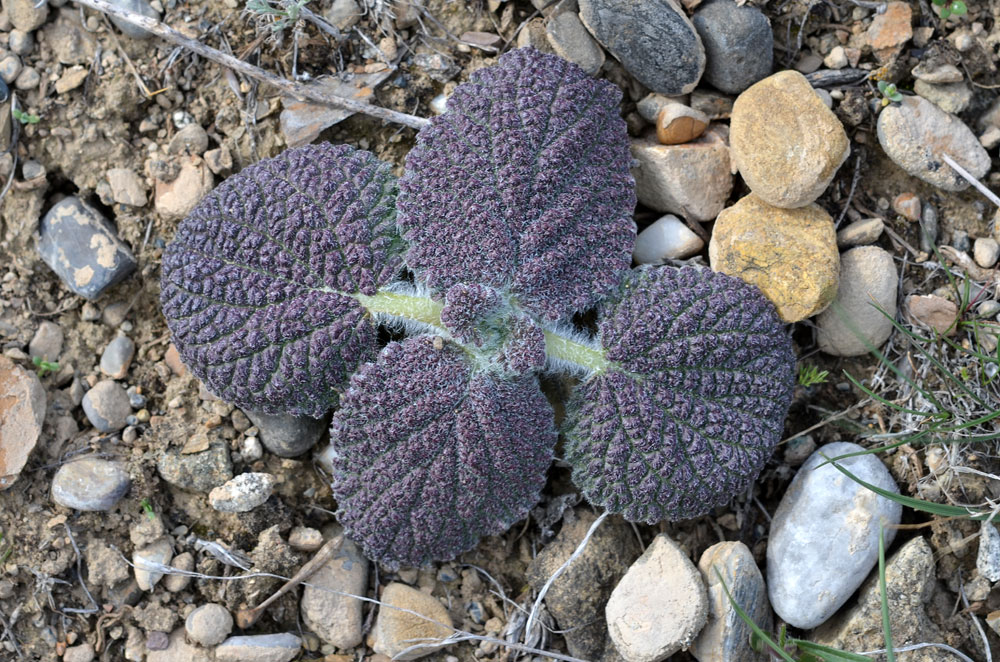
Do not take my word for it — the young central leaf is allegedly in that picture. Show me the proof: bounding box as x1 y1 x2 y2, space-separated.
330 336 557 568
564 267 796 523
160 144 402 417
397 48 637 323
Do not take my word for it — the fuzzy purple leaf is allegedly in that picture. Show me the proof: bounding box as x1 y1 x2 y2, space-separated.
397 48 636 322
160 144 402 417
330 336 556 568
564 266 795 522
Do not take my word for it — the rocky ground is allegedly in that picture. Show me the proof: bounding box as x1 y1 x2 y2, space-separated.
2 0 1000 661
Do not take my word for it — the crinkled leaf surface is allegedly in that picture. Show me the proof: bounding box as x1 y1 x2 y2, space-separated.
564 267 795 522
397 48 636 322
331 336 556 568
160 144 401 417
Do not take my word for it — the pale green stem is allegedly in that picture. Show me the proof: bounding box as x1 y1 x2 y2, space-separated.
353 288 610 374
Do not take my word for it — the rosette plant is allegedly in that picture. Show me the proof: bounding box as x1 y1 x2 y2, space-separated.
161 48 795 568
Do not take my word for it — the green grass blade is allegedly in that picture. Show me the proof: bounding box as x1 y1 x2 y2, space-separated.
843 370 936 417
825 455 993 520
879 527 895 662
713 567 798 662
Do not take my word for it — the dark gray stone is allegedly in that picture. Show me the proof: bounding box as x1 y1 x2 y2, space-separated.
107 0 161 39
246 410 327 458
51 457 131 511
578 0 705 95
157 443 233 492
692 0 773 94
37 197 136 300
82 380 132 432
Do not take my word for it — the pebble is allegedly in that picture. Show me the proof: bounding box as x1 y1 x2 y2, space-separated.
103 301 130 328
371 582 454 660
526 509 641 659
823 46 848 69
783 435 816 466
106 168 147 207
153 156 214 221
516 18 555 53
14 66 39 90
185 604 233 647
977 522 1000 582
545 11 604 76
37 197 137 300
690 89 734 120
656 102 708 144
905 294 958 335
51 457 130 511
245 409 327 457
82 379 132 432
28 320 63 362
63 643 95 662
630 125 732 222
709 194 839 322
8 29 32 56
215 634 302 662
289 526 324 552
914 80 972 115
836 217 884 248
877 96 990 192
134 537 174 591
301 533 369 648
54 66 88 94
767 441 902 629
891 192 921 221
981 126 1000 149
204 147 233 176
241 435 263 462
816 246 898 357
578 0 705 95
0 355 45 490
813 537 965 662
606 534 708 662
100 335 135 380
690 541 770 662
167 123 209 156
633 214 704 264
324 0 361 30
7 0 48 32
691 0 773 94
730 70 850 208
919 202 939 253
974 237 999 268
866 0 912 63
912 62 962 84
157 443 233 492
636 93 686 124
108 0 161 38
952 228 971 252
163 552 194 593
979 300 1000 319
0 55 22 84
208 472 275 512
147 629 212 662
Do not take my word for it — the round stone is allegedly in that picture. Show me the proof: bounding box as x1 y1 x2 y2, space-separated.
692 0 773 94
208 472 275 513
816 246 898 357
82 380 132 432
185 604 234 647
51 457 131 511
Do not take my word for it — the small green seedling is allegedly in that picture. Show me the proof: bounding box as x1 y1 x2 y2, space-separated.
798 363 830 388
12 108 39 124
140 498 156 521
32 356 58 378
877 81 903 106
931 0 967 20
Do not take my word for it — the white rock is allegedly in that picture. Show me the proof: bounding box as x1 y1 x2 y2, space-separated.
215 633 302 662
185 604 233 647
816 246 898 357
767 442 902 629
134 537 174 591
633 214 704 264
977 521 1000 582
606 534 708 662
208 472 275 513
974 237 1000 268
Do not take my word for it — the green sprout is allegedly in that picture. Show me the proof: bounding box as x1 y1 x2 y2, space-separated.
32 356 59 378
931 0 967 20
12 108 39 124
140 498 156 520
798 363 830 388
877 81 903 107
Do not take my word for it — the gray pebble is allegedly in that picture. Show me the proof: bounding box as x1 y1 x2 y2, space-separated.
107 0 161 39
578 0 705 95
545 12 605 77
62 643 95 662
0 55 22 84
22 159 44 180
783 435 816 466
99 335 135 380
82 380 132 432
301 533 369 648
8 30 33 56
185 604 234 647
28 320 63 362
51 457 130 511
977 300 1000 319
208 472 275 513
163 552 194 592
768 441 902 629
166 123 209 156
836 217 884 248
81 302 100 321
134 537 173 591
157 443 233 492
919 202 938 253
240 435 263 462
692 0 773 94
977 521 1000 582
14 66 39 90
215 633 302 662
816 246 897 357
102 301 129 328
37 197 136 300
246 409 327 457
952 229 970 252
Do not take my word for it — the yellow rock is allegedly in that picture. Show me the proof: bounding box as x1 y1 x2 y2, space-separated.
370 582 453 660
730 70 849 209
709 194 839 322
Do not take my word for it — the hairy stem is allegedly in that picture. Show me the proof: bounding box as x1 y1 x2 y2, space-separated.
542 329 610 374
